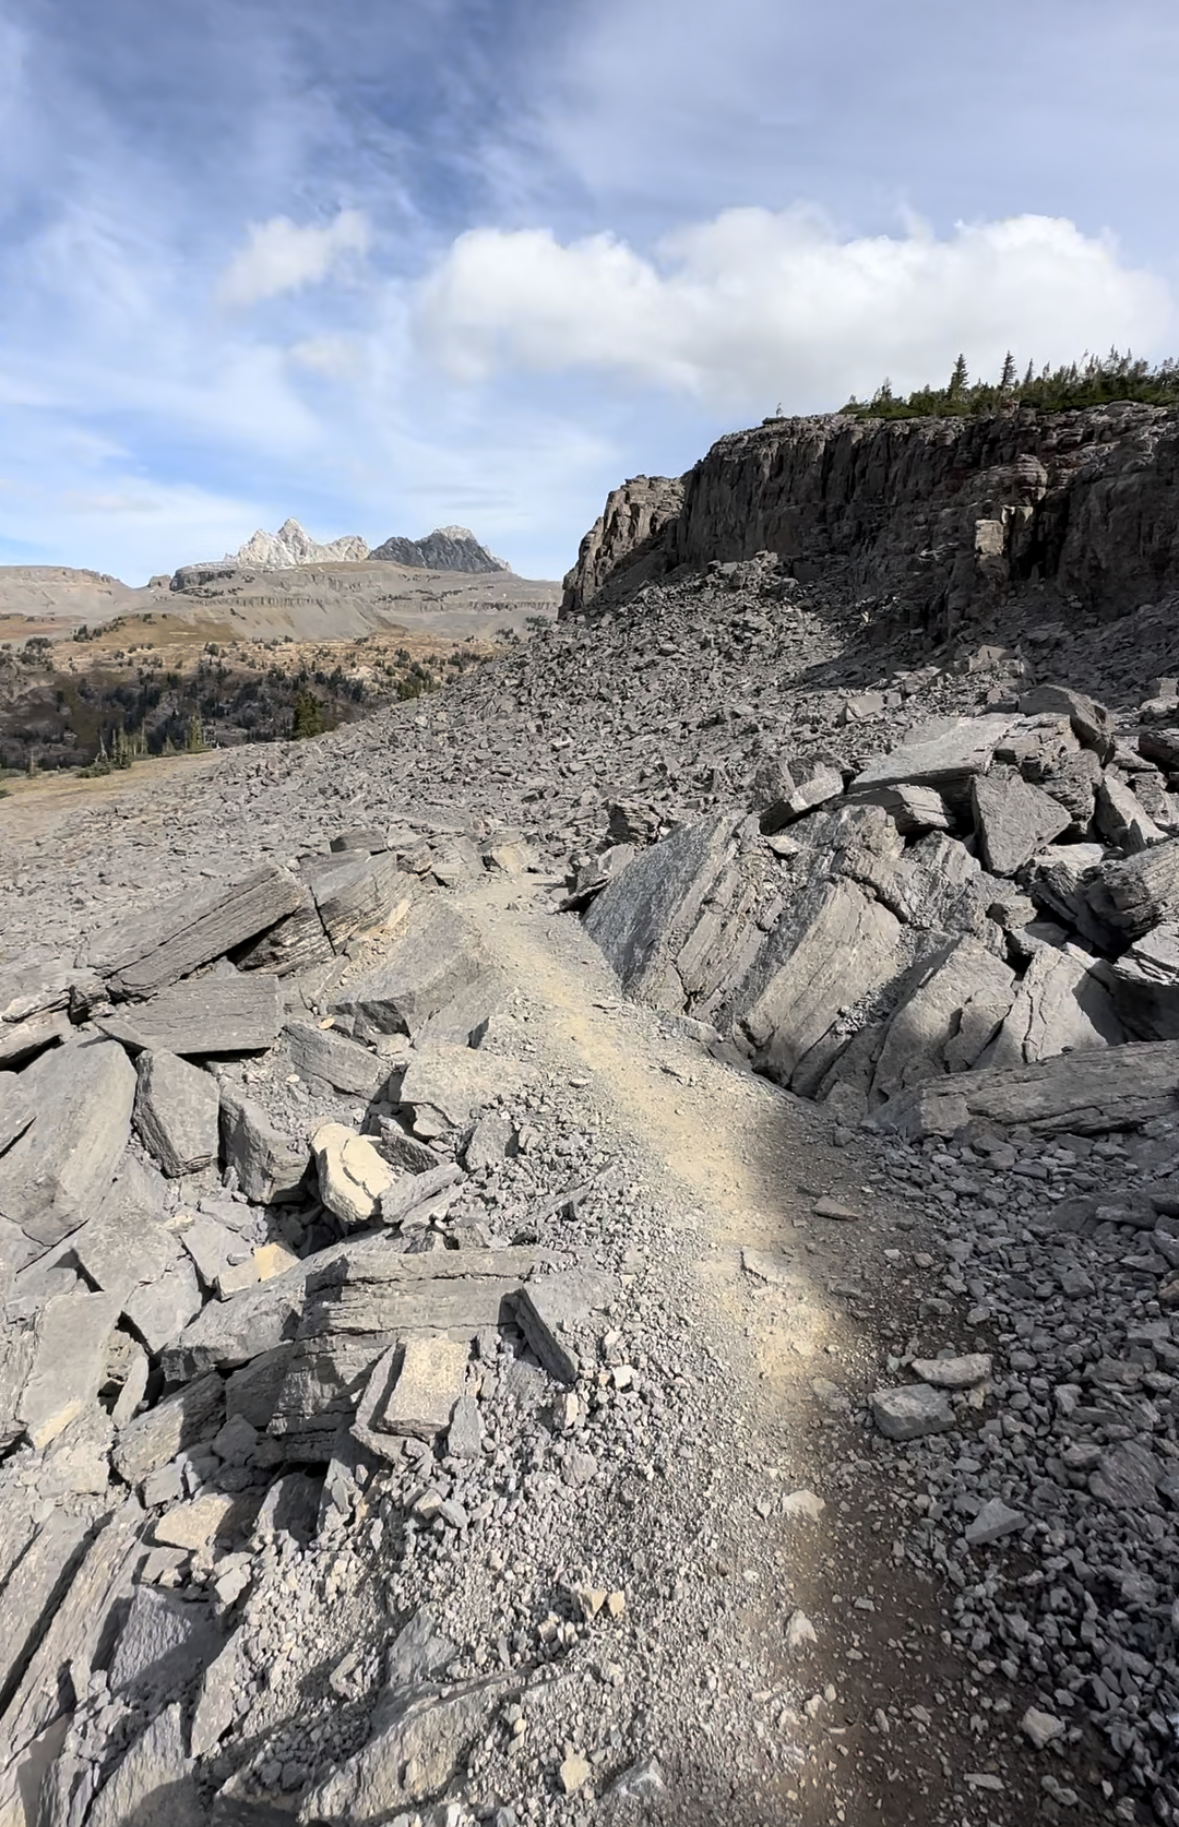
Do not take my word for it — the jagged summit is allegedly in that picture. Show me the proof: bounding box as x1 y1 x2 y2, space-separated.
227 518 369 569
369 526 511 573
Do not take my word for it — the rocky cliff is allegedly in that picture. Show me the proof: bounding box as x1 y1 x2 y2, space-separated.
230 519 369 569
562 402 1179 630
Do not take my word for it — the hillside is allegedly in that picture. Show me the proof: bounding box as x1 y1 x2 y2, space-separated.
2 406 1179 1827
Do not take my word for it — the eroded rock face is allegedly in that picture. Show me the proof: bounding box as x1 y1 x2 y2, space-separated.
561 404 1179 630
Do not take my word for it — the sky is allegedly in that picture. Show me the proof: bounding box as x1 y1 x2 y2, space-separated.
1 0 1178 583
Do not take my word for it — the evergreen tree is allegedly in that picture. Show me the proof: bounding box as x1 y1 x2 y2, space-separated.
291 689 325 739
999 351 1017 391
184 713 205 753
948 353 969 401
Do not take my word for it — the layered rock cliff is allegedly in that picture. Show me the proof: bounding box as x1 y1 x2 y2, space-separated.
369 525 510 573
562 402 1179 629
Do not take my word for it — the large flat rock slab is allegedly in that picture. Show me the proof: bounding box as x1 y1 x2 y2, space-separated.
99 973 283 1056
883 1040 1179 1137
970 769 1071 876
82 862 304 996
0 1039 136 1250
849 715 1015 805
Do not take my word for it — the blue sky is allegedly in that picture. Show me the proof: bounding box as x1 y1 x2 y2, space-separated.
1 0 1177 582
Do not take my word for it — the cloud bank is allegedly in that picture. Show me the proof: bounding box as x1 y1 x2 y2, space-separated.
420 207 1173 409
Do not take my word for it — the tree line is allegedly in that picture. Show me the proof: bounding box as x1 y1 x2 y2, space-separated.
840 348 1179 420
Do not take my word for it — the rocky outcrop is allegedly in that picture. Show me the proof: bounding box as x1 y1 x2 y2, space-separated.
229 519 368 570
561 403 1179 629
369 526 510 573
560 475 685 617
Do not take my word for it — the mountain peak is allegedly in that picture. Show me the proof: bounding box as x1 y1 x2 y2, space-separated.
369 526 511 574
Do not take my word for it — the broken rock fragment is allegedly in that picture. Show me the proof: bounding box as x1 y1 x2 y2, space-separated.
133 1049 220 1177
970 769 1071 876
515 1266 620 1384
220 1088 307 1202
0 1038 136 1251
312 1122 398 1226
869 1384 955 1441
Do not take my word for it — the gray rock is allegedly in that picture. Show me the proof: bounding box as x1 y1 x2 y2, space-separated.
124 1254 204 1355
982 944 1125 1069
134 1050 220 1176
463 1110 516 1170
0 1075 34 1157
99 972 284 1057
232 887 335 976
109 1584 218 1697
0 1039 136 1251
1095 772 1165 852
284 1020 389 1098
361 1336 468 1441
0 1509 91 1711
515 1266 620 1384
869 1384 955 1441
850 714 1015 806
18 1288 119 1449
220 1089 307 1202
298 1672 519 1823
84 861 304 997
1085 836 1179 942
113 1373 225 1486
379 1160 465 1228
585 810 743 1009
86 1701 205 1826
883 1038 1179 1137
305 849 412 951
852 782 951 835
190 1634 246 1758
1019 683 1113 757
911 1353 992 1388
964 1497 1026 1545
970 769 1071 875
1107 920 1179 1041
331 899 489 1042
871 937 1014 1102
1088 1440 1162 1509
759 760 844 831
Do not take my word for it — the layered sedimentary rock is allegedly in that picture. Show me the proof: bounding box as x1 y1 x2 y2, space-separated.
561 403 1179 629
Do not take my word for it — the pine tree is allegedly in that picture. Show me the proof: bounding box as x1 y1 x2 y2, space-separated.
184 714 205 753
291 690 325 739
948 353 969 400
999 351 1017 391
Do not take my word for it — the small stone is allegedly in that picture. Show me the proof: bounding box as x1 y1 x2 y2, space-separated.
911 1353 992 1389
559 1754 592 1796
785 1609 817 1651
812 1196 859 1221
965 1498 1026 1546
870 1385 955 1441
782 1489 826 1521
1021 1706 1066 1750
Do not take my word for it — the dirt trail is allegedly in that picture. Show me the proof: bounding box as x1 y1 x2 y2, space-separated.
460 877 1108 1827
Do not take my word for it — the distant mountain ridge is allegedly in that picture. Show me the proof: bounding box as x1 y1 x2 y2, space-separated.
205 517 511 575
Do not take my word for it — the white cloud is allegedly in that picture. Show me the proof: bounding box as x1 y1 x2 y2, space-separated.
217 209 371 309
418 207 1174 410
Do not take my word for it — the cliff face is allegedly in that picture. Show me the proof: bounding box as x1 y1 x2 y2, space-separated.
369 526 510 573
561 402 1179 628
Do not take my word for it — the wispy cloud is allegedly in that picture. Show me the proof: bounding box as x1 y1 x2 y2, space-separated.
218 210 372 308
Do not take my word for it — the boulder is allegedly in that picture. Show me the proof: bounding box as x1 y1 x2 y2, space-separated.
1026 843 1108 944
220 1089 307 1202
99 972 283 1056
1085 837 1179 941
331 900 489 1041
870 938 1015 1103
1107 921 1179 1041
304 851 413 951
83 862 304 997
123 1255 204 1355
759 760 844 833
982 945 1125 1069
584 810 743 1008
1018 684 1114 758
849 715 1015 807
741 878 911 1090
85 1702 204 1827
852 782 951 835
0 1039 136 1251
133 1050 220 1177
882 1040 1179 1137
1095 774 1165 852
870 1384 955 1440
514 1266 621 1384
357 1336 469 1443
284 1021 389 1098
970 769 1071 876
311 1123 398 1227
18 1289 120 1449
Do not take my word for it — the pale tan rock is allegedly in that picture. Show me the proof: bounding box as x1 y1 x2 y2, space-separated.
18 1289 119 1449
254 1240 300 1280
153 1493 238 1551
312 1122 398 1226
